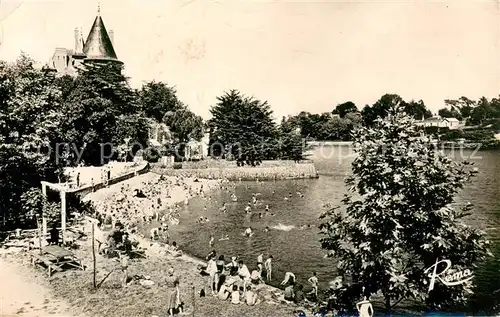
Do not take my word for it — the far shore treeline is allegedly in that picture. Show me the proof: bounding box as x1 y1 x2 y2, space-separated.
0 53 499 230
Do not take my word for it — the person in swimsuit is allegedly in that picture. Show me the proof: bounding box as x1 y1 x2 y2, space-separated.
206 255 218 295
226 256 238 276
308 272 319 299
214 255 226 292
257 253 264 272
356 297 374 317
244 227 253 237
264 255 273 281
280 272 296 286
120 252 129 288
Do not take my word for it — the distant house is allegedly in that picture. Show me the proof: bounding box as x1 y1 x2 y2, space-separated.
415 116 462 130
185 133 210 160
148 120 172 147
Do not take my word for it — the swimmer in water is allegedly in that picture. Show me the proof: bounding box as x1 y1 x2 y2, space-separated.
219 234 229 241
245 204 252 213
198 216 204 223
264 226 269 232
204 217 210 223
265 205 269 212
209 236 214 247
203 206 207 213
259 213 263 219
244 227 253 237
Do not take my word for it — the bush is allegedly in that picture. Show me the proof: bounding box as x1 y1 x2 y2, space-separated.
143 147 162 163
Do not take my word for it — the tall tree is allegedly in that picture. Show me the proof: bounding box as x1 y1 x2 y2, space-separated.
320 104 491 313
139 81 184 122
58 61 146 165
334 101 358 118
402 100 432 120
208 90 278 164
438 107 461 119
0 54 63 229
361 94 403 126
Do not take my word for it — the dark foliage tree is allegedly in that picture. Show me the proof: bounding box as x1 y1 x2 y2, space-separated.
163 107 204 160
320 104 491 313
438 107 460 119
402 100 432 120
361 94 403 126
334 101 358 118
0 54 63 229
139 81 184 122
208 90 280 165
58 61 147 165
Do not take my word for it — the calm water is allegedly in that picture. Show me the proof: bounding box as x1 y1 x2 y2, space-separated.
166 146 500 313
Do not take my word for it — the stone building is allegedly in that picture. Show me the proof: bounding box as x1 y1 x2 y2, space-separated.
415 115 462 130
48 8 121 76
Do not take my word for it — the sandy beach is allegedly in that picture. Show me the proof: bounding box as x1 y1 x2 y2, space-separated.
0 254 83 317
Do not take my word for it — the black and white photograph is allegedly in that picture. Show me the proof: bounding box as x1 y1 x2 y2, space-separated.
0 0 499 316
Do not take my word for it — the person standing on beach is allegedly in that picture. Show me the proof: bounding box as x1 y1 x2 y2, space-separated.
257 253 264 273
167 279 183 316
238 260 251 290
206 253 218 295
264 255 273 281
308 272 319 299
120 252 129 288
356 296 374 317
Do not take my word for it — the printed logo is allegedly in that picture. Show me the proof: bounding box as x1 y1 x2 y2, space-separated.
424 259 474 292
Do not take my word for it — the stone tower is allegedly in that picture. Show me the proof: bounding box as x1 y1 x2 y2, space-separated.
48 6 122 76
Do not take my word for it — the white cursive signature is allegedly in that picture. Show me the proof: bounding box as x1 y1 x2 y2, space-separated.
424 259 474 292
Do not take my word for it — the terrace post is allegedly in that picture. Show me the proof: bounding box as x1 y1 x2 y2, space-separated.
41 182 47 235
60 190 67 244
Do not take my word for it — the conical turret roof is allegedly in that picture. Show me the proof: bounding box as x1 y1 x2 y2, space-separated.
83 15 121 63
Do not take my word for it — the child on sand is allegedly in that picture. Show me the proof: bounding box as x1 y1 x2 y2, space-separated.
120 252 129 288
245 285 262 306
231 284 241 304
167 279 183 316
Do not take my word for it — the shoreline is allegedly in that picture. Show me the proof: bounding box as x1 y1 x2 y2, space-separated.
78 173 314 316
151 162 319 181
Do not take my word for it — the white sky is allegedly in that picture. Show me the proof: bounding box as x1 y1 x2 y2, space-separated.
0 0 499 120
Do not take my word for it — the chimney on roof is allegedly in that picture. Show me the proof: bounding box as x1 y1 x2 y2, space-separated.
108 30 114 45
74 28 79 52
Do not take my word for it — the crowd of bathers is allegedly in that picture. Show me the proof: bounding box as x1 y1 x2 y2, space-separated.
196 249 320 309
